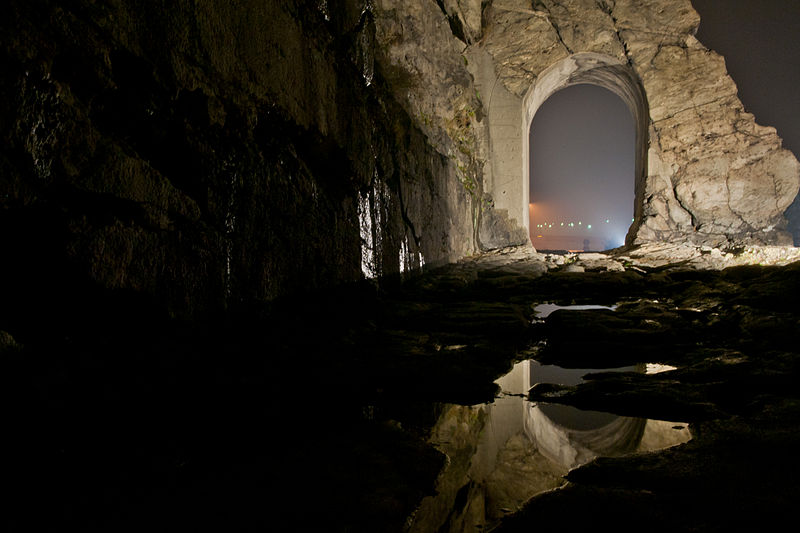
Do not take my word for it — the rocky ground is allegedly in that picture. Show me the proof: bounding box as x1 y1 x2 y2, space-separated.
3 244 800 532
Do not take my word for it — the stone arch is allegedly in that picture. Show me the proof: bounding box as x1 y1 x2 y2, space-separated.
522 53 648 247
474 2 800 249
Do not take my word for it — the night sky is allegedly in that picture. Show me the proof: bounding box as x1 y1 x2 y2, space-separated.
529 1 800 248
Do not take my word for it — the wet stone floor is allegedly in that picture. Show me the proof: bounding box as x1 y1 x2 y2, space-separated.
5 246 800 532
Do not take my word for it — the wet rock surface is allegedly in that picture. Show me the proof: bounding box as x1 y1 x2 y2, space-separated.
5 245 800 531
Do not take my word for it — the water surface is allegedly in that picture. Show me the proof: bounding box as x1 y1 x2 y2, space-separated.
407 358 691 532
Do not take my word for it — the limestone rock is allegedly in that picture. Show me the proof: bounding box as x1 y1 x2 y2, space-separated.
483 5 569 97
617 242 800 270
472 0 799 248
374 0 478 151
572 253 626 272
479 200 530 251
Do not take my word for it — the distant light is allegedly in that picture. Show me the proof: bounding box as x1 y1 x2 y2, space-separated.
537 235 543 238
578 221 582 225
605 219 610 223
587 224 592 229
632 218 635 222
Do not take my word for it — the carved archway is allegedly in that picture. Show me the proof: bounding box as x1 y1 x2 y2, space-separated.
522 53 648 247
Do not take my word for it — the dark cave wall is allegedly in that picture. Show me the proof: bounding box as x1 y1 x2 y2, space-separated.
0 0 475 336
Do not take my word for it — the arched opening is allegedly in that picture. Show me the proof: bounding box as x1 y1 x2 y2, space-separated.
529 84 635 251
521 53 649 251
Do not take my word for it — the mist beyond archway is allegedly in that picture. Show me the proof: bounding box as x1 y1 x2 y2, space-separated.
529 84 635 252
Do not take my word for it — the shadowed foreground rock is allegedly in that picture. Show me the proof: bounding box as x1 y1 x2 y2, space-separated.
4 246 799 532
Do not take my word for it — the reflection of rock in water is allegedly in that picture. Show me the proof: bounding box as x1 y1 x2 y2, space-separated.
406 404 496 533
483 432 566 521
408 400 568 533
526 403 646 469
407 360 692 533
638 419 691 452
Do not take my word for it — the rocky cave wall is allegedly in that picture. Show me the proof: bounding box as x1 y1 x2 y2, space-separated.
3 0 799 337
0 0 479 336
373 0 531 250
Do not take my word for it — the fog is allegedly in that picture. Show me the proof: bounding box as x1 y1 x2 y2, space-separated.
529 84 635 251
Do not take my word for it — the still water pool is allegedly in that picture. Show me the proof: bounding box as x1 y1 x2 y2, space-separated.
407 305 690 532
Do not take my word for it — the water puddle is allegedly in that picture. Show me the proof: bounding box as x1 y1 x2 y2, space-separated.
408 304 690 532
530 302 618 326
532 302 618 317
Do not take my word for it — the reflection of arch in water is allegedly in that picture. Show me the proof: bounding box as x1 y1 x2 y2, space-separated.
504 359 650 469
525 402 646 470
529 360 642 388
407 360 692 532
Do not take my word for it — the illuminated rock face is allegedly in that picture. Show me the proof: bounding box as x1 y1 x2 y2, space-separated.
377 0 800 249
507 0 799 247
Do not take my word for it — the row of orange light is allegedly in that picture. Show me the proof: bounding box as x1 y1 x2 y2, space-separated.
534 218 633 230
